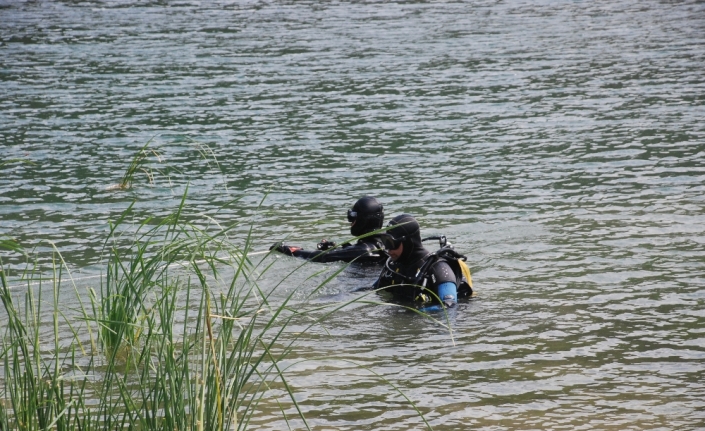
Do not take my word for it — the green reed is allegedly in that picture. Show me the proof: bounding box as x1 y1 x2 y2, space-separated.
109 138 161 191
0 189 434 431
107 136 228 192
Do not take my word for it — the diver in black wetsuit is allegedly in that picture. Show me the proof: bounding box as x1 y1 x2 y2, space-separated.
373 214 472 309
270 196 387 264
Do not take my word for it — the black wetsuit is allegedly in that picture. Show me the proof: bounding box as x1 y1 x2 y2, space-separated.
368 213 466 307
289 236 387 264
374 246 457 302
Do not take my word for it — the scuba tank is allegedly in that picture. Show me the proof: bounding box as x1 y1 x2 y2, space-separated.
381 235 474 302
418 236 473 298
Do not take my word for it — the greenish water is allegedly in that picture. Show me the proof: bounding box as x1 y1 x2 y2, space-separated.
2 1 705 430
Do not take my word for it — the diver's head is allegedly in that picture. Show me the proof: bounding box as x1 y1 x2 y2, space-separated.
382 213 423 262
347 196 384 237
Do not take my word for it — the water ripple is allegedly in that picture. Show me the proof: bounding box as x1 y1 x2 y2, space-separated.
2 0 705 429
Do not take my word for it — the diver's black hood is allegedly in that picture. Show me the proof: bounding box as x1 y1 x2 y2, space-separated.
350 196 384 237
386 214 427 263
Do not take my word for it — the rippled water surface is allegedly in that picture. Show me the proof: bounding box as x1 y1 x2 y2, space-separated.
2 1 705 430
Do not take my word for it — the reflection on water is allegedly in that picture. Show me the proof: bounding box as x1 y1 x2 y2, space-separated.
2 0 705 429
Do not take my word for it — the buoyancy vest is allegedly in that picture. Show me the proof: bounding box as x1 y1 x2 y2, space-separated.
377 245 474 304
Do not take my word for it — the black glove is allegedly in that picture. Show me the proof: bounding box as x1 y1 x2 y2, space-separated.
270 242 301 256
317 239 337 250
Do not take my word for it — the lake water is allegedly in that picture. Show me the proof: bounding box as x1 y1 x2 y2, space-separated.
2 1 705 430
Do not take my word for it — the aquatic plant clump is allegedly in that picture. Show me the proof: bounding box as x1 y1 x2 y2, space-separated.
0 193 434 431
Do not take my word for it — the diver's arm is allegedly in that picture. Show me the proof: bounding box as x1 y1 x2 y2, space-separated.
429 260 458 307
273 240 384 263
293 241 381 263
270 239 342 259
